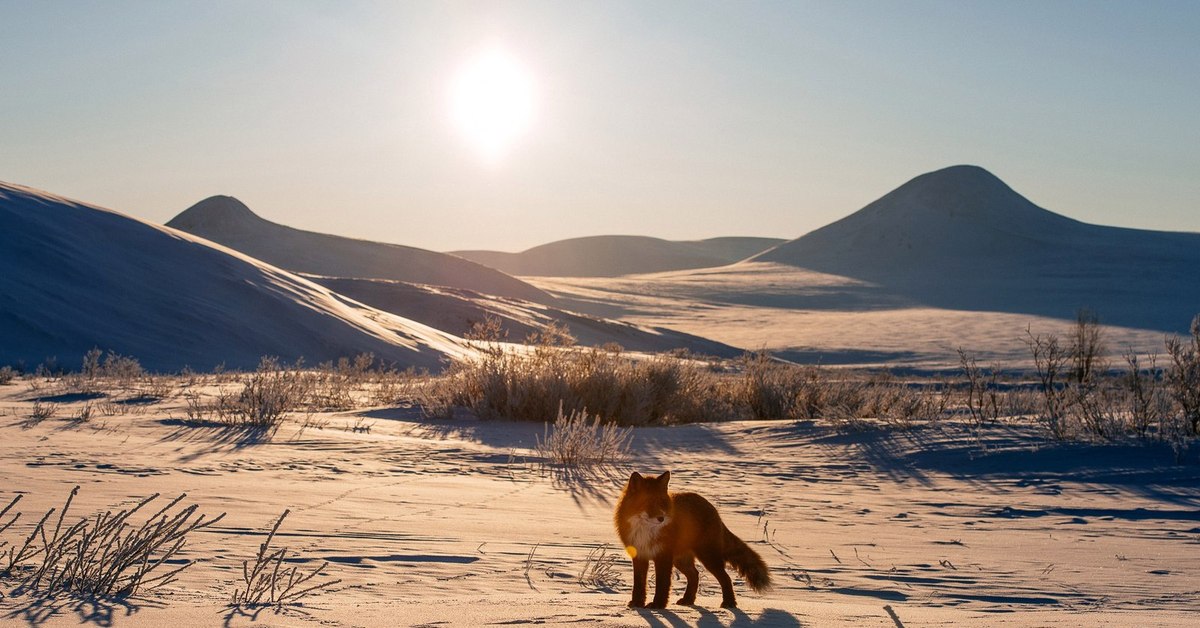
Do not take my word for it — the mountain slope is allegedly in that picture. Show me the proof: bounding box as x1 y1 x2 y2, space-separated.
753 165 1200 329
454 235 784 277
1 182 469 371
308 275 743 357
168 196 549 302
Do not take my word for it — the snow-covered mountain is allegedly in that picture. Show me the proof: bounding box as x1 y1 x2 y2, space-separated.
168 195 549 302
0 182 469 371
753 165 1200 331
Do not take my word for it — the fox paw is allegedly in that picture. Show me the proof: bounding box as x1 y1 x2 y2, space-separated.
720 599 738 609
627 600 645 609
646 600 667 609
676 597 696 606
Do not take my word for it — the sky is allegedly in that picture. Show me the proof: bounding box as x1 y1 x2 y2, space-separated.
1 0 1197 252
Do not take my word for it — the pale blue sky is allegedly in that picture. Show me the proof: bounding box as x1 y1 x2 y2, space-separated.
2 1 1197 251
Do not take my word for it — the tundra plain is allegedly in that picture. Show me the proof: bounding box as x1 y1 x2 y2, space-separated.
1 363 1197 627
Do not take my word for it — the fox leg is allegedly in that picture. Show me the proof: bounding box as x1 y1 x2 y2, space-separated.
628 556 649 608
647 553 673 608
674 552 699 605
697 551 737 608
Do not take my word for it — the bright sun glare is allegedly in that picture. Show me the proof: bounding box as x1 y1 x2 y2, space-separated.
450 46 536 163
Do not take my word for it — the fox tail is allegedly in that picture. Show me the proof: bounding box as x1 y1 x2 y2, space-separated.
723 526 771 593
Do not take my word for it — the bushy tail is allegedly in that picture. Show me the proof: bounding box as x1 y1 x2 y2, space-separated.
723 526 771 593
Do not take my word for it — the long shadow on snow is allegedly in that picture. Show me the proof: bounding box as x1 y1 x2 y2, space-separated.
637 606 803 628
358 406 744 506
155 418 275 462
809 422 1200 507
3 591 163 628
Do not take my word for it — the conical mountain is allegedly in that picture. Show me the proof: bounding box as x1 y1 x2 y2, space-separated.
754 165 1200 330
1 182 469 371
168 197 549 302
755 165 1087 272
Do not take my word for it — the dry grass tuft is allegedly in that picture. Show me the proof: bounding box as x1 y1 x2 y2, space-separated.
577 543 622 590
536 405 632 469
214 357 310 429
26 400 58 425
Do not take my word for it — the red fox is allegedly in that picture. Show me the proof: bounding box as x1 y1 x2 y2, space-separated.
614 471 770 609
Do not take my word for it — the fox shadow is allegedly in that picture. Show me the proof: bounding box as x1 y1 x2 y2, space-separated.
638 606 802 628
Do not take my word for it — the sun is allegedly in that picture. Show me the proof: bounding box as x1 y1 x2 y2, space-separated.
450 46 537 163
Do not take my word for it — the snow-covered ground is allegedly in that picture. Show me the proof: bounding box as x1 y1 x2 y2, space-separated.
1 379 1195 626
531 262 1174 371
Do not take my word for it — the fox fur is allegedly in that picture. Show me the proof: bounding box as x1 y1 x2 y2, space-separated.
614 471 770 608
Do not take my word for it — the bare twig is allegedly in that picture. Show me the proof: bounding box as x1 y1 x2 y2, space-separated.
229 510 341 608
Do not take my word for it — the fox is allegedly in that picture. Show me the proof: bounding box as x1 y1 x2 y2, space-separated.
614 471 770 609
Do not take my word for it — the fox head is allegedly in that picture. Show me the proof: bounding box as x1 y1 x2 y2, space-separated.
616 471 674 559
623 471 672 522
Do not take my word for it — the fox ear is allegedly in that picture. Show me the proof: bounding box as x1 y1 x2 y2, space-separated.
629 472 643 485
658 471 670 486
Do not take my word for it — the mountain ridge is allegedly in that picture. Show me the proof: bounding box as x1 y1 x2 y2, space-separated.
168 196 550 302
454 235 784 277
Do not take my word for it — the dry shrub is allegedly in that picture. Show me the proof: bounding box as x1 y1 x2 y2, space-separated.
1122 351 1172 440
303 354 427 410
735 352 808 420
444 343 951 429
0 486 224 598
214 357 310 429
134 376 176 402
367 367 424 407
308 353 375 410
70 402 94 424
958 348 1001 426
27 400 57 424
1018 312 1199 453
230 510 340 607
64 348 145 395
868 377 949 428
446 341 728 426
0 366 15 385
1166 315 1200 436
536 406 632 469
1024 326 1072 438
733 355 938 426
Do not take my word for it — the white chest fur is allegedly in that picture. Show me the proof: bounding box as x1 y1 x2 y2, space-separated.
625 514 668 559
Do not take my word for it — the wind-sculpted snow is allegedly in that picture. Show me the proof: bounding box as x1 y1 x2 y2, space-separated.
0 181 470 371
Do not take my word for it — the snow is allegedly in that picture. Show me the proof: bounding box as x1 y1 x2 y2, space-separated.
0 181 472 371
0 387 1194 626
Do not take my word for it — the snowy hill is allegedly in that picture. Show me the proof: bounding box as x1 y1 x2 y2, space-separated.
0 182 469 371
454 235 783 277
